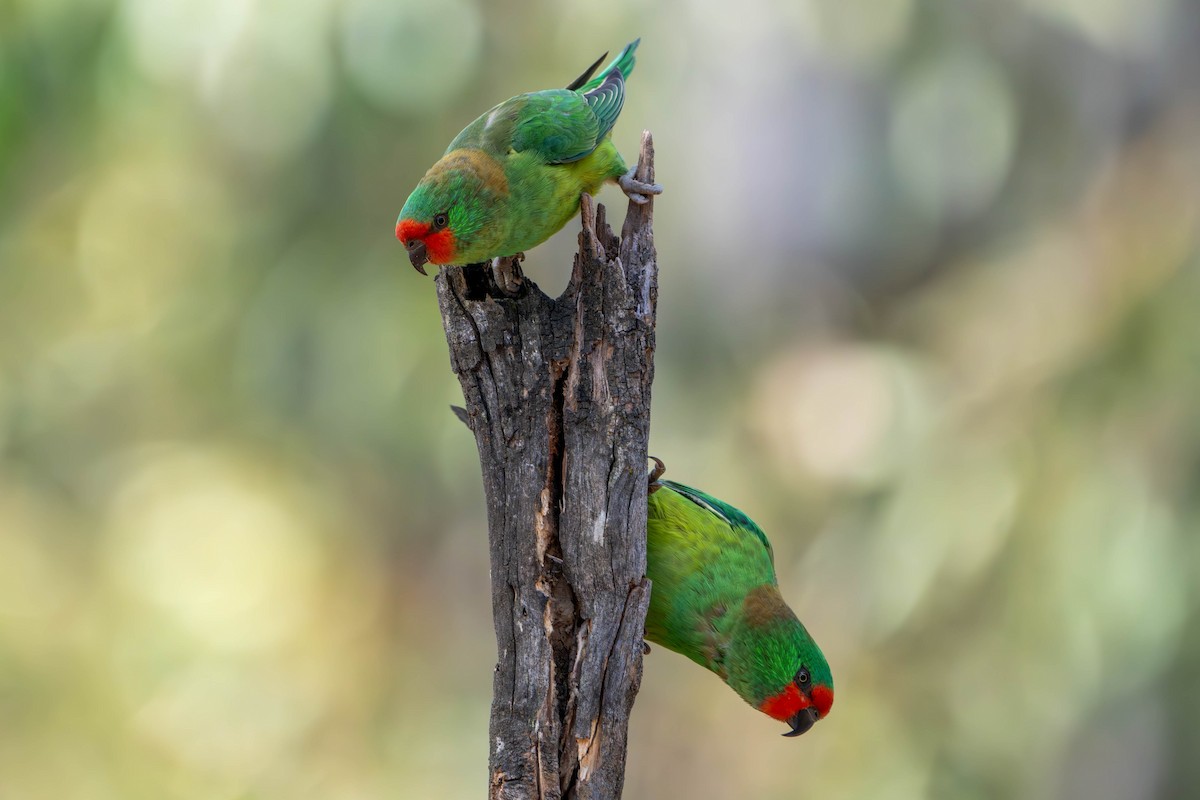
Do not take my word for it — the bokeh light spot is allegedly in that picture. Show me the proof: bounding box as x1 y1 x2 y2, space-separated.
76 157 231 332
0 484 72 621
783 0 914 67
134 662 320 781
339 0 482 113
890 50 1017 221
1024 0 1170 56
867 455 1019 638
120 0 248 85
200 31 332 161
752 345 931 485
106 446 322 652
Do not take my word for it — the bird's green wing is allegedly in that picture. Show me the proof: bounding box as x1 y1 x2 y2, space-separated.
558 38 637 148
508 78 625 164
578 69 626 144
657 480 774 563
509 90 602 164
450 40 638 164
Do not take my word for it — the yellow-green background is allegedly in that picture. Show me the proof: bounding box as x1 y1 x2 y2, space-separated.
2 0 1198 798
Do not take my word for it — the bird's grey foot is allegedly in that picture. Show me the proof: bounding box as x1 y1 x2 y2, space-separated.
647 455 666 493
618 166 663 206
491 255 525 295
643 641 652 655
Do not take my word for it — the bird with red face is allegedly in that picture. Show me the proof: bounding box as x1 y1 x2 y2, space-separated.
646 463 834 737
395 39 661 274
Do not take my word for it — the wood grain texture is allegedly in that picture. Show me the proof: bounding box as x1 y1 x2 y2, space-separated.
435 132 659 800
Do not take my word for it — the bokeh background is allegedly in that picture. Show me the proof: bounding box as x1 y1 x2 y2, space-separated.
2 0 1199 797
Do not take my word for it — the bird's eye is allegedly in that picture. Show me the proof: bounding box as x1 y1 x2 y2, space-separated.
433 212 449 230
796 667 811 687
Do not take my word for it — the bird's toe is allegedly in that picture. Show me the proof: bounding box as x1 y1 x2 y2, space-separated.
618 167 664 202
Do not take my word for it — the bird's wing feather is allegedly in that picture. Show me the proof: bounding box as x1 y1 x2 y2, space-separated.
581 69 626 144
658 480 774 562
452 40 638 164
576 38 639 93
565 51 608 91
509 89 604 164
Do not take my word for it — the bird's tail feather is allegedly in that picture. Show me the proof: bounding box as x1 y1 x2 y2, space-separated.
576 38 640 93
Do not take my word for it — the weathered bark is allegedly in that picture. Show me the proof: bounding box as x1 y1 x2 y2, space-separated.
435 132 658 799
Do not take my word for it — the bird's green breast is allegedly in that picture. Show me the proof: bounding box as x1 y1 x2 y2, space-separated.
499 140 626 253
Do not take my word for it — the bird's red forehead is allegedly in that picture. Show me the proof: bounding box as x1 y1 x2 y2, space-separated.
395 218 457 265
395 219 428 243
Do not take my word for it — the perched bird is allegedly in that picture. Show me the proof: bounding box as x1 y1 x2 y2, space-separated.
396 39 663 274
646 461 834 737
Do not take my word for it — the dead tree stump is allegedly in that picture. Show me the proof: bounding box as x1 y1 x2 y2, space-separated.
435 133 659 799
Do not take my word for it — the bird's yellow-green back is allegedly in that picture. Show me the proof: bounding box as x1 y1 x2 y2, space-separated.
645 481 778 667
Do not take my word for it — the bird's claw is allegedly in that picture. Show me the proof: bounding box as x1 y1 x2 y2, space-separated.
647 456 666 493
619 166 663 205
491 255 525 295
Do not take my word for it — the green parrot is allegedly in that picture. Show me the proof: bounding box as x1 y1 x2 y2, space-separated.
646 460 834 737
396 39 663 274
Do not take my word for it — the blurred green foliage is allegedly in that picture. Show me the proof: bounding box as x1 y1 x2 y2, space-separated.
2 0 1199 798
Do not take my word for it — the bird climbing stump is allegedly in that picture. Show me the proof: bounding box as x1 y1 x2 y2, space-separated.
435 132 658 799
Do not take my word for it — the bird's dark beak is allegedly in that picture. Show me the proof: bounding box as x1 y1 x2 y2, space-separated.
782 706 820 738
406 239 429 275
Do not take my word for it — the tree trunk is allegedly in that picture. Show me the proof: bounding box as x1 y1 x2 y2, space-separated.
435 133 658 799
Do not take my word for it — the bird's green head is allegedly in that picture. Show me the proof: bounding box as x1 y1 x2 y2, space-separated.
725 586 834 737
395 148 509 274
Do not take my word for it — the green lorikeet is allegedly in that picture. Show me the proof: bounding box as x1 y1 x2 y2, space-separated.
396 39 663 274
646 463 834 737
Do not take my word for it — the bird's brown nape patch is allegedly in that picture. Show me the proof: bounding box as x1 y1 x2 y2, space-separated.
434 148 510 197
741 585 794 627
